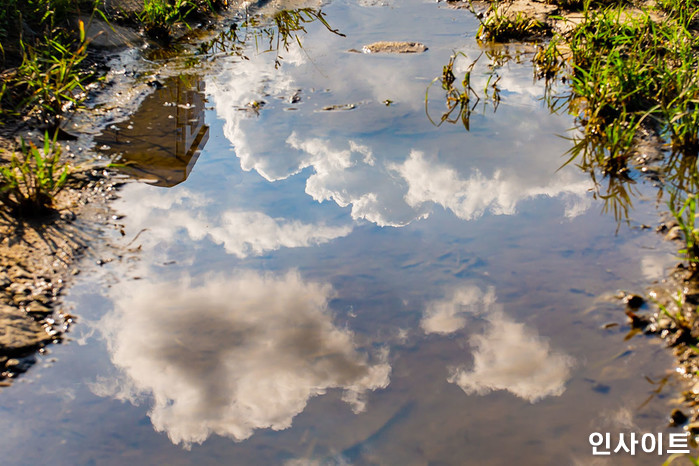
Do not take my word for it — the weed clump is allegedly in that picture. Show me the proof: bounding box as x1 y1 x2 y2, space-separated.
473 1 552 42
0 1 105 126
0 132 71 216
3 30 94 123
534 3 699 173
136 0 226 42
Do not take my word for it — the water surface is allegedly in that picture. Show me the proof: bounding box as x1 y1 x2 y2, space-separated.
0 0 688 464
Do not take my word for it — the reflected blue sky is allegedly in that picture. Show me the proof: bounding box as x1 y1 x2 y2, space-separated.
0 0 686 464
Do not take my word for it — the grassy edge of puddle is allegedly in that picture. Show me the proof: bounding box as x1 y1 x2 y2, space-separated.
460 0 699 453
0 0 699 458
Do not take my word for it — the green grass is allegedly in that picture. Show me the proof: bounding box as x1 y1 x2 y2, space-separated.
544 0 630 11
533 2 699 173
473 1 552 42
133 0 227 42
0 0 103 123
136 0 197 42
664 452 699 466
5 31 93 121
669 192 699 274
0 131 71 216
656 0 699 25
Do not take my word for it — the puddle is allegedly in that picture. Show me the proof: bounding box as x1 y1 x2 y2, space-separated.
0 0 691 464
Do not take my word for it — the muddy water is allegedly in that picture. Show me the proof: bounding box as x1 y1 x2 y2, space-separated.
0 0 690 465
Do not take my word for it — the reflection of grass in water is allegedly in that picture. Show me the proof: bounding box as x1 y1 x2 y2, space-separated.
425 52 502 131
669 192 699 275
195 8 345 68
246 8 345 68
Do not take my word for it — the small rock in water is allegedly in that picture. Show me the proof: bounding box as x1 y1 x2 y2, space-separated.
321 104 356 111
686 421 699 435
665 226 683 241
670 408 688 426
362 41 428 54
623 294 644 309
4 359 20 368
60 210 76 222
4 358 33 374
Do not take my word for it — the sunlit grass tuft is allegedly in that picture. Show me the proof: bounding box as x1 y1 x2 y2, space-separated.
0 132 71 216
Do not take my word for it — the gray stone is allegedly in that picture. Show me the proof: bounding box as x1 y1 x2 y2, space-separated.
0 272 10 290
0 305 52 354
362 41 428 54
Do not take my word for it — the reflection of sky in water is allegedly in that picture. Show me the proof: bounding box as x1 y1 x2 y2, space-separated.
206 14 592 227
94 271 390 447
115 184 352 258
96 0 617 448
0 1 683 464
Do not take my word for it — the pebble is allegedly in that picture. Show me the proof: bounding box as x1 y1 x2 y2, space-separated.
26 302 52 316
5 359 20 368
624 294 644 308
0 272 10 290
60 210 76 222
657 318 673 330
665 226 683 241
670 409 687 426
9 267 31 280
12 294 29 306
686 422 699 434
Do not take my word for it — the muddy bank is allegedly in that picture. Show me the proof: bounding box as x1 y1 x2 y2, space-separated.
0 168 121 380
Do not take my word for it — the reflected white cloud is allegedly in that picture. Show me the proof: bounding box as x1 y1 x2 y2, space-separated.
422 286 574 402
420 285 496 334
93 271 391 447
395 150 590 221
116 184 351 257
287 133 425 226
208 38 593 227
448 314 574 402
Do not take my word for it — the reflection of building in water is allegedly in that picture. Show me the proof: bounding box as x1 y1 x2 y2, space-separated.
97 75 209 187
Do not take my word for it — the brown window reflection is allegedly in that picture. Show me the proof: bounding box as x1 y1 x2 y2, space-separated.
98 74 209 187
